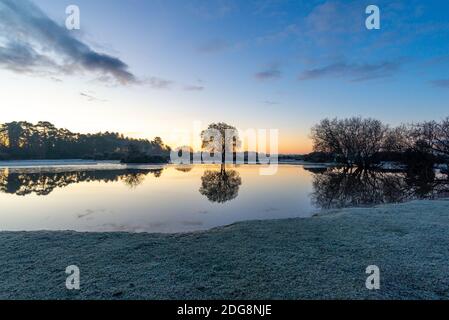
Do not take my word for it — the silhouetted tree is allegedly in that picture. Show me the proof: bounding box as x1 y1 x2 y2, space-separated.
311 117 389 168
411 118 449 162
201 122 241 165
0 121 170 160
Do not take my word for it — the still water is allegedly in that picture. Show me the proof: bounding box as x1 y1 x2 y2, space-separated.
0 161 447 233
0 163 317 233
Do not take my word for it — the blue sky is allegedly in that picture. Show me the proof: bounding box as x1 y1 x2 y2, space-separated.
1 0 449 153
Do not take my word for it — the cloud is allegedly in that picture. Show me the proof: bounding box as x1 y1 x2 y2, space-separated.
255 63 282 80
298 61 401 82
184 85 205 91
0 0 136 84
430 79 449 88
256 1 363 50
145 77 174 89
263 100 279 105
303 1 363 36
80 92 107 102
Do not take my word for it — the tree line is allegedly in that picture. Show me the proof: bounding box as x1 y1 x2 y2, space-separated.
0 121 170 161
311 117 449 170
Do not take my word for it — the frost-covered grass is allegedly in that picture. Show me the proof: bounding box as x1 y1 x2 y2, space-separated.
1 200 449 300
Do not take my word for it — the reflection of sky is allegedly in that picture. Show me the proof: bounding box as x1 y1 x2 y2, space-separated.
0 164 316 233
1 0 449 153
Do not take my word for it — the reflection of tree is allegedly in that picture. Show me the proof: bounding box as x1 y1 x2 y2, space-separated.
311 167 449 209
152 169 163 178
175 166 193 173
199 166 242 203
120 172 148 188
0 168 163 196
302 166 328 174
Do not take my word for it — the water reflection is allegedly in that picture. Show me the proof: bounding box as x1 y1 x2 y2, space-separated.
1 163 448 214
308 167 449 209
0 168 163 196
199 166 242 203
2 163 448 233
175 166 193 173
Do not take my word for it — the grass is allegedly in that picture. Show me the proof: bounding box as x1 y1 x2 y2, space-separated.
1 200 449 300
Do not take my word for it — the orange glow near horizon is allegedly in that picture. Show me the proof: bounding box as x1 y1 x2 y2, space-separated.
277 133 313 155
164 131 314 155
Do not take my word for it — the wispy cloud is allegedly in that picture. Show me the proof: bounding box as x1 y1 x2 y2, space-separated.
298 61 401 82
430 79 449 88
255 63 282 80
184 85 205 91
80 92 107 102
0 0 136 85
303 1 363 36
145 77 174 89
263 100 279 105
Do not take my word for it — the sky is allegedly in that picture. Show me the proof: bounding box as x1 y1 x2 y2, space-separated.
1 0 449 154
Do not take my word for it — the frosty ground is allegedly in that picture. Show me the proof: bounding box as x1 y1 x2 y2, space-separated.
1 200 449 300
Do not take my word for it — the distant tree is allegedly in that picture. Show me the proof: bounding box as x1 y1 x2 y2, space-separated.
413 118 449 161
127 143 142 155
153 137 163 146
174 145 194 163
303 152 334 163
311 117 388 168
201 122 241 166
0 121 171 161
382 121 446 171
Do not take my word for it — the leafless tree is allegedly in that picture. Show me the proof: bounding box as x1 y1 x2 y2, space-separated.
413 118 449 159
311 117 389 168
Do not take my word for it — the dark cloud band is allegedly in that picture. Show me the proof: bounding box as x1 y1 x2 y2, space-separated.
0 0 136 84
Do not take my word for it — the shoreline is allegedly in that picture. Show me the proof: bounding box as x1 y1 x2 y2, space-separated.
1 199 449 299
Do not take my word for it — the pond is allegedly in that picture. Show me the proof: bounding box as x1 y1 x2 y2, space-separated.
0 161 447 233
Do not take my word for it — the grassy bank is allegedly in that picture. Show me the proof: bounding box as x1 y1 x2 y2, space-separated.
1 200 449 300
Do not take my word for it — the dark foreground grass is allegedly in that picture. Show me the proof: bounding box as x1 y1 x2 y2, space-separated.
1 200 449 300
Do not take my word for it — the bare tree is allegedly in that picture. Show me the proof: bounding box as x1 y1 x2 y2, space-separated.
413 118 449 160
311 117 388 168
